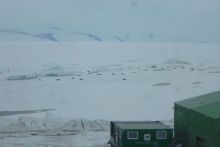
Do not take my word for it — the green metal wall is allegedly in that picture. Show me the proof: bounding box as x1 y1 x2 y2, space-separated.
174 103 220 147
115 129 173 147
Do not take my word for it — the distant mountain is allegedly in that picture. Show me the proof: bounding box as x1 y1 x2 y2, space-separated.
0 0 219 42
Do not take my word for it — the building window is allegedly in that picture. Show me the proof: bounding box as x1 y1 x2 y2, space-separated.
144 134 151 141
127 132 138 139
156 131 167 139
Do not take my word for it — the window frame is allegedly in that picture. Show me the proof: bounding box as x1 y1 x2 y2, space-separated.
127 132 138 139
156 130 167 139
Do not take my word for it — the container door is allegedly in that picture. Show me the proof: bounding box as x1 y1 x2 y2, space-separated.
196 136 205 147
116 127 121 147
118 128 121 147
115 127 118 146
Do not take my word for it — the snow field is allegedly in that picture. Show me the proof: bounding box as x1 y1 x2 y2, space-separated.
0 42 220 146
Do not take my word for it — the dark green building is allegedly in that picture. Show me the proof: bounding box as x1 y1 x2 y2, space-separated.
110 121 173 147
174 90 220 147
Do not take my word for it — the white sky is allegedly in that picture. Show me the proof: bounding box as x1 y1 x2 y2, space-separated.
0 0 220 42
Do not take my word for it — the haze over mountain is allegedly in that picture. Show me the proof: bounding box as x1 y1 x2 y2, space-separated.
0 0 220 42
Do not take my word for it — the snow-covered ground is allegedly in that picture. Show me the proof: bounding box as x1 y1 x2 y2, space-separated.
0 42 220 146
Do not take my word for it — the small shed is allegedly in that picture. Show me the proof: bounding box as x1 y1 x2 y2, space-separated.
174 90 220 147
110 121 173 147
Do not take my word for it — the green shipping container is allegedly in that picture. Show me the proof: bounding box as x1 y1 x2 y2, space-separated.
110 121 173 147
174 90 220 147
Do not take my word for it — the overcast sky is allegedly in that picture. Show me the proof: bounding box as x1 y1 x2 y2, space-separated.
0 0 220 42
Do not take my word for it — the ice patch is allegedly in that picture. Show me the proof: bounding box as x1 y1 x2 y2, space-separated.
40 63 78 77
6 72 75 80
192 82 203 84
208 71 220 73
87 66 110 74
6 63 78 80
154 68 170 71
7 74 38 80
153 83 171 86
164 59 190 65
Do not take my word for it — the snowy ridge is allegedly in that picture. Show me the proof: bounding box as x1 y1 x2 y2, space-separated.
0 113 110 133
